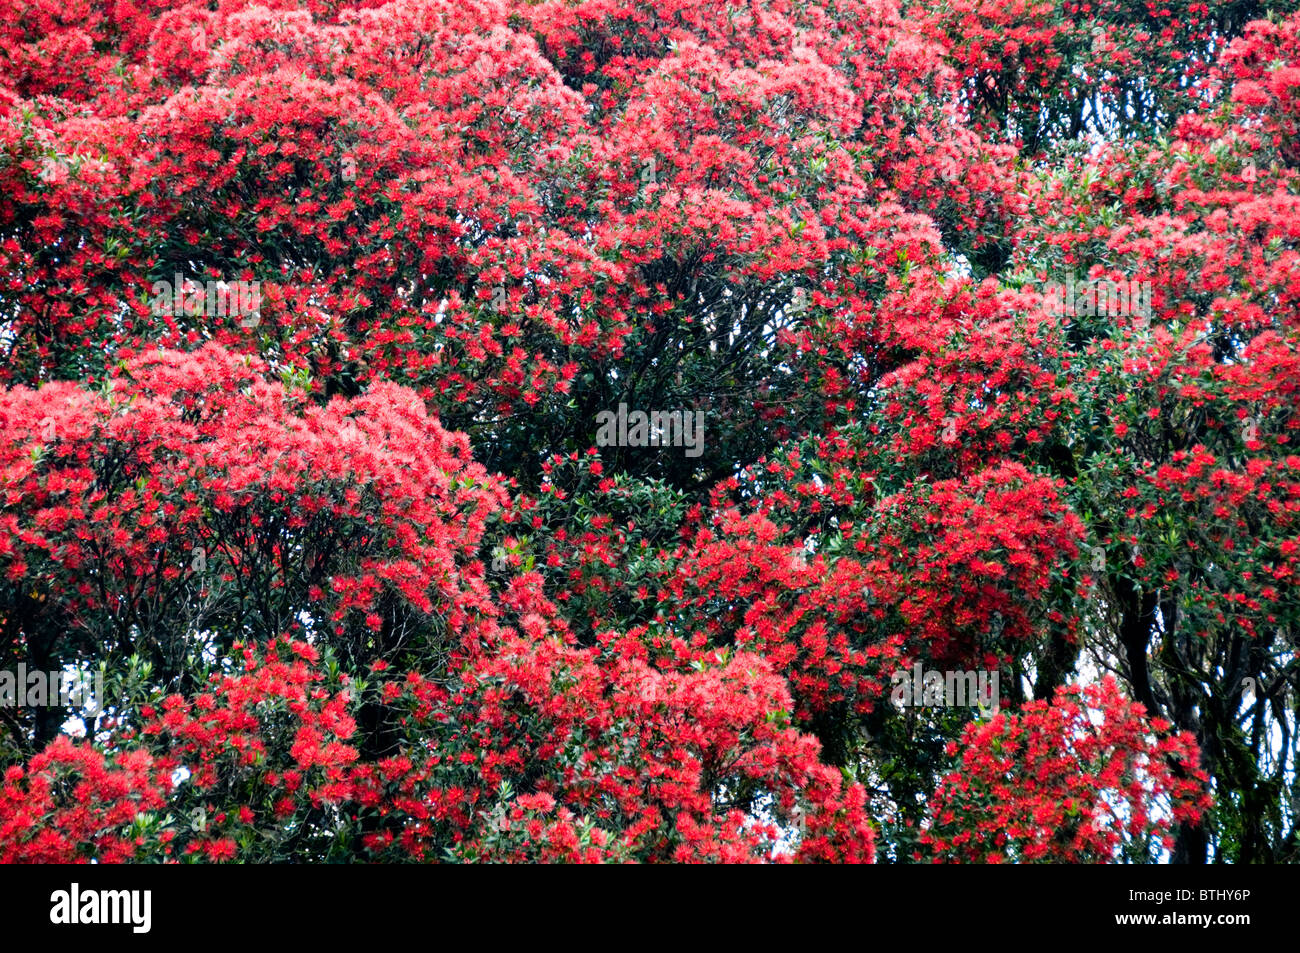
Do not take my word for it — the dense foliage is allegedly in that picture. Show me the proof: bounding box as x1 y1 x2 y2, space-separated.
2 0 1297 862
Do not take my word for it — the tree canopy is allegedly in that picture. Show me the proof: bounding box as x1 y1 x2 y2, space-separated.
2 0 1299 863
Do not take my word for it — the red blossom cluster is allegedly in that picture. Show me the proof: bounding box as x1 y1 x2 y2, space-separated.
0 737 170 863
920 677 1211 862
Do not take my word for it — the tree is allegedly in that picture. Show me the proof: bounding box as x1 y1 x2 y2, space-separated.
6 0 1297 863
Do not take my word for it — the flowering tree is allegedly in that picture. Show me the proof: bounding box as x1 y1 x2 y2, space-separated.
3 0 1296 863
